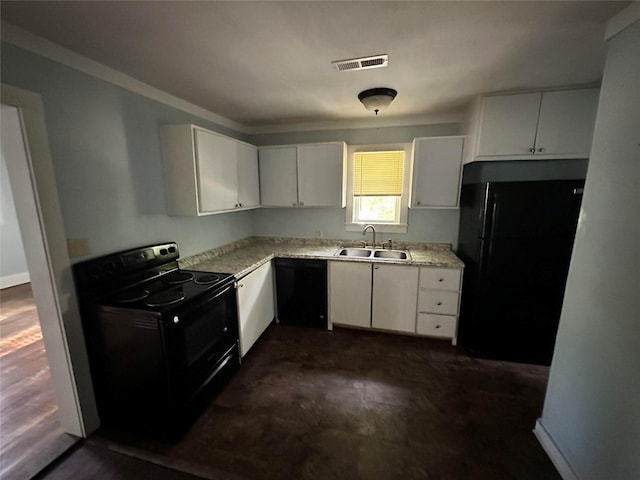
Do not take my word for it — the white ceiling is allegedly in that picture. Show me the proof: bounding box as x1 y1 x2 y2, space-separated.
0 1 629 131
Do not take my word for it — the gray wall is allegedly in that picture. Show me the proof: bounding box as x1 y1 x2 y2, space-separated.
252 207 460 246
539 20 640 480
0 147 29 278
1 42 253 260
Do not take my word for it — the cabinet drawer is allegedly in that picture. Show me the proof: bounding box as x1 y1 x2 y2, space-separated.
416 314 457 338
418 290 459 315
419 267 461 291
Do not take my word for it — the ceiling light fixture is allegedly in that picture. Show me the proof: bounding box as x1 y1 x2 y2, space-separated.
358 88 397 115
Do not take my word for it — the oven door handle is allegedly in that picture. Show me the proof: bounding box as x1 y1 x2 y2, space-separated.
204 282 235 303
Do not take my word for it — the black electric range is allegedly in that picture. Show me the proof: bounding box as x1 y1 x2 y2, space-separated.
74 242 239 438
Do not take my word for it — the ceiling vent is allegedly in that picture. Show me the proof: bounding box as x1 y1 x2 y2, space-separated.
332 54 389 72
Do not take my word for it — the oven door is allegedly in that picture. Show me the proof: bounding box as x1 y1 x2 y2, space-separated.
162 282 239 407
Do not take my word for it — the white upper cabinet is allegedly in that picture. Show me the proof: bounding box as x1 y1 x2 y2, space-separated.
161 125 260 215
468 88 599 162
195 129 238 212
297 143 345 207
236 141 260 209
477 93 542 156
534 89 600 156
259 142 346 207
258 146 299 207
411 136 464 208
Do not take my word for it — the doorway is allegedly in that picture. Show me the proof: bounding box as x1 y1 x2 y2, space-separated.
1 87 98 476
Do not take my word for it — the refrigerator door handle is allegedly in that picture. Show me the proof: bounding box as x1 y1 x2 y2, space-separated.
488 195 500 240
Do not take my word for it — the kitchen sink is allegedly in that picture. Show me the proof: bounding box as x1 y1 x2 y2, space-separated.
336 248 373 258
334 247 411 261
373 249 409 260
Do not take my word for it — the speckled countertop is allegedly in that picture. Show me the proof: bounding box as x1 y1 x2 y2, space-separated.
180 237 464 279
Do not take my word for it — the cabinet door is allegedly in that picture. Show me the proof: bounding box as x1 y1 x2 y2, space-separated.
411 137 464 208
371 265 419 333
297 143 344 207
259 147 298 206
535 89 599 156
329 261 371 328
236 262 275 357
195 129 238 212
236 141 260 208
477 93 541 156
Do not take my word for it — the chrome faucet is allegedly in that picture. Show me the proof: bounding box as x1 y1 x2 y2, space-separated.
362 224 376 248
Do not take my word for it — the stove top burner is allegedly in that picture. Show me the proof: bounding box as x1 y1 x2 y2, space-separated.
163 271 195 285
145 289 185 307
194 273 222 285
115 289 149 304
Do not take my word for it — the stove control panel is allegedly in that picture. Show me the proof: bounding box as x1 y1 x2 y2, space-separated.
74 242 180 286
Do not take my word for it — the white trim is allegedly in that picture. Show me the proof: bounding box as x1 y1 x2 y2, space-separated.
1 85 99 437
1 21 248 134
248 113 463 135
605 3 640 40
534 419 582 480
0 271 31 289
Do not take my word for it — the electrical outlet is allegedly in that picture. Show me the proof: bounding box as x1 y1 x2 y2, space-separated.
67 238 91 258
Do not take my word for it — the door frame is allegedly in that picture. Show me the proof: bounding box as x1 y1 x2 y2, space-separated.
1 84 99 436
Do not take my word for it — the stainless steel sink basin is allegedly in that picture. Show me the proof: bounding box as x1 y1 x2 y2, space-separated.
334 247 411 261
373 249 410 260
335 248 373 258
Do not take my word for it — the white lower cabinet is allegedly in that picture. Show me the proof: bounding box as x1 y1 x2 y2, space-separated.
329 261 462 343
329 261 418 333
371 264 419 333
329 261 372 328
236 262 275 357
416 314 457 339
417 266 463 345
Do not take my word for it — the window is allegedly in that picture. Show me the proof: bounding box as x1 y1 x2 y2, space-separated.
346 144 411 233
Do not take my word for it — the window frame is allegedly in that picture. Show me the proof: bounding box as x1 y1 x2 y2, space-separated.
345 143 413 233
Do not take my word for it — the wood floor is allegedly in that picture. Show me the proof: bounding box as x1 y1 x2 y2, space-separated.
0 283 77 480
39 323 561 480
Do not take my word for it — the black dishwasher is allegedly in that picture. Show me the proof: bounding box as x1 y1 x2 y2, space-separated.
274 258 327 328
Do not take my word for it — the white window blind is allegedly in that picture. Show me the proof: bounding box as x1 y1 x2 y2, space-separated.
353 151 405 196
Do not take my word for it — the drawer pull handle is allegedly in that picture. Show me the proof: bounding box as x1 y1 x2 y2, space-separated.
437 301 443 306
438 278 444 282
435 324 441 329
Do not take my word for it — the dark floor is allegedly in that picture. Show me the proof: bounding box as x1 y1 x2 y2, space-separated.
39 324 561 480
0 284 77 480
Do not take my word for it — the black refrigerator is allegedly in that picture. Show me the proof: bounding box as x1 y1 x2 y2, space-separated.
457 179 584 365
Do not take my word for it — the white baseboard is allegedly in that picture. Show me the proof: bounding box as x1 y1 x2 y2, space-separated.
534 419 581 480
0 272 31 289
